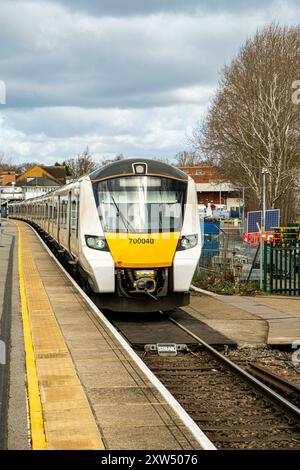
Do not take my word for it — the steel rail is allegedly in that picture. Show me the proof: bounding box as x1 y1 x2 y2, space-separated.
247 363 300 396
169 317 300 422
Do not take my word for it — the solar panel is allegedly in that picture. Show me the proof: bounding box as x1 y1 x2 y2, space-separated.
247 211 262 233
247 209 280 233
265 209 280 231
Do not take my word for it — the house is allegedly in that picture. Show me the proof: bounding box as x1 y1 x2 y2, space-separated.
0 170 16 186
179 165 243 216
16 165 66 200
0 172 23 216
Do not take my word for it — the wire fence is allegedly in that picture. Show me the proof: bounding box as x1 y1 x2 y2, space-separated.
197 225 261 283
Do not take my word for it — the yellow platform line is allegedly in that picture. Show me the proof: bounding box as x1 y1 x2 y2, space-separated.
16 222 104 450
17 225 47 450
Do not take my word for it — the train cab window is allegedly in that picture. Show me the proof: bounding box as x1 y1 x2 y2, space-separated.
93 176 187 233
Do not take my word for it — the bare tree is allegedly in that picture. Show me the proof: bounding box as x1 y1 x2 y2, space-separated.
0 154 18 172
100 153 125 166
65 147 97 178
17 161 39 173
151 156 171 164
192 24 300 223
175 151 201 167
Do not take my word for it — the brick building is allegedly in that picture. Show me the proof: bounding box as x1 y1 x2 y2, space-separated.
0 171 16 186
179 165 242 213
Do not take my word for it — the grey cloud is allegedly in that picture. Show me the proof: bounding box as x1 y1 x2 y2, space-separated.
1 0 300 163
1 103 205 162
42 0 276 17
0 2 263 109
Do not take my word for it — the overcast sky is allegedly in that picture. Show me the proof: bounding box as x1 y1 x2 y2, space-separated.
0 0 300 164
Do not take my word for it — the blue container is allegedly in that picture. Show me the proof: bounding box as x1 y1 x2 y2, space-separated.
204 221 220 235
203 221 220 257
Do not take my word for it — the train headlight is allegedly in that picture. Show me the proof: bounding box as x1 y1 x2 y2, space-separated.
85 235 109 251
177 234 198 251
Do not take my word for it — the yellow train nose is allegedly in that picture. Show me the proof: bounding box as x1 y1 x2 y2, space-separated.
105 232 180 268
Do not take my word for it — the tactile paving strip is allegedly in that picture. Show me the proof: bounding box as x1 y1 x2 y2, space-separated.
17 222 104 450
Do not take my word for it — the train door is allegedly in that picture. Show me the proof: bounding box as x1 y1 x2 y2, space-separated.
45 201 48 232
57 196 61 243
48 199 52 235
69 189 79 257
49 197 53 237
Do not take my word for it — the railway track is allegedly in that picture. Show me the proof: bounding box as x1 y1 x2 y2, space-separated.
107 313 300 450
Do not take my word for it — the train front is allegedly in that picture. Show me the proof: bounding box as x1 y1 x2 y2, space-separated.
85 159 201 312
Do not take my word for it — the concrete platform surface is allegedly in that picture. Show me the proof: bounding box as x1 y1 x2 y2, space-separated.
183 293 268 346
189 287 300 346
0 221 28 450
14 221 204 450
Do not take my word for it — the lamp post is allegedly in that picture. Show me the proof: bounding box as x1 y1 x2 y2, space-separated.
261 167 268 230
242 187 245 230
260 168 269 289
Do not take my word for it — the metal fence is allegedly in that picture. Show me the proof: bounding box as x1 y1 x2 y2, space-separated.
263 240 300 295
198 225 261 282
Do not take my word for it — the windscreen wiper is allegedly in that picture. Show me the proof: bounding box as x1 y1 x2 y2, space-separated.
110 195 136 233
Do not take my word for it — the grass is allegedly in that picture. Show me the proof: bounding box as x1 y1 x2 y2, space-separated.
193 272 262 296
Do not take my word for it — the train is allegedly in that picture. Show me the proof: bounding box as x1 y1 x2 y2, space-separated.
10 158 202 312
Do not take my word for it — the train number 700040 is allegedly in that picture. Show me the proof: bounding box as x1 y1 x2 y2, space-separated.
129 238 155 245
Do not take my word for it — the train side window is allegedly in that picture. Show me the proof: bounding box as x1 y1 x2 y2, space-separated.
60 202 63 225
65 201 68 226
60 199 68 228
54 203 57 223
60 202 64 225
71 199 77 233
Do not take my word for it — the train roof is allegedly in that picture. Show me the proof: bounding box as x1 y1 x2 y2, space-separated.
89 158 189 182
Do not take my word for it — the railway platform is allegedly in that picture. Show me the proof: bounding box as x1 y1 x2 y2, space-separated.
0 220 213 450
188 287 300 346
